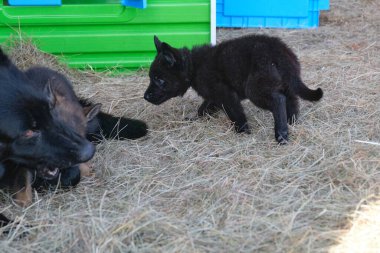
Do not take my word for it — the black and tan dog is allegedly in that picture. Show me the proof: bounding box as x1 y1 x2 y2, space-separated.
144 35 323 143
0 48 96 197
0 48 96 227
24 67 102 189
24 66 148 191
1 65 149 207
0 49 148 228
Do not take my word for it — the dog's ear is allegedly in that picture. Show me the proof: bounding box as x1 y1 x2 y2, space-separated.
154 35 162 52
161 42 180 68
83 103 102 121
44 79 56 109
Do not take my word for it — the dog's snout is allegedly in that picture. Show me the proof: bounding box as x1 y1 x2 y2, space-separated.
144 91 153 101
78 141 95 163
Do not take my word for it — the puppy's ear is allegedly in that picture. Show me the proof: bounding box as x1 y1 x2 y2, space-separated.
161 42 179 68
44 79 56 109
154 35 162 52
84 103 102 122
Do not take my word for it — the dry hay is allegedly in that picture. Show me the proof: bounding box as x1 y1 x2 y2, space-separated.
0 0 379 252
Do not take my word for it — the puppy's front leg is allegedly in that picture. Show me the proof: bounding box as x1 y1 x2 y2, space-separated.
219 92 250 134
197 100 220 117
271 92 288 144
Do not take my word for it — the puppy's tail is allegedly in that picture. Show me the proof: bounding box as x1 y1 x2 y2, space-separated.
294 78 323 101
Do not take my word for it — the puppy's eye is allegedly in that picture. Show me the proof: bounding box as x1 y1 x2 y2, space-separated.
154 77 165 87
22 130 40 139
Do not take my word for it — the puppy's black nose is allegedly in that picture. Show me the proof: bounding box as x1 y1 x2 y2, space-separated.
144 92 152 101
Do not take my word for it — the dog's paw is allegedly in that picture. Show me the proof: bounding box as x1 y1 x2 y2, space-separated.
79 162 92 177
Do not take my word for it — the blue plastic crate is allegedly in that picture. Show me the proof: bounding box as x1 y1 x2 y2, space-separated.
8 0 61 5
217 0 330 29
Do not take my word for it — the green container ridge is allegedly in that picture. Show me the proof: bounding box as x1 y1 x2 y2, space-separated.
0 0 211 70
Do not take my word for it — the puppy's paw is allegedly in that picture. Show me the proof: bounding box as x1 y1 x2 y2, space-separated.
235 122 251 134
276 134 288 145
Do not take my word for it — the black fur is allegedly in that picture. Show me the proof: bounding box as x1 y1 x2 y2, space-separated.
144 35 323 143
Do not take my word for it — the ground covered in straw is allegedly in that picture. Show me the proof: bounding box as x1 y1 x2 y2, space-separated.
0 0 379 252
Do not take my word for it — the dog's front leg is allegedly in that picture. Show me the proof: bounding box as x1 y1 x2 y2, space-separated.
79 162 92 177
271 92 288 144
59 165 81 187
13 168 33 208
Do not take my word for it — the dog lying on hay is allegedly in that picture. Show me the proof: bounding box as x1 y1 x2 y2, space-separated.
0 48 148 230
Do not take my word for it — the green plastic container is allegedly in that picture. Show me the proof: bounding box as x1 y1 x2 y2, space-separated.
0 0 213 70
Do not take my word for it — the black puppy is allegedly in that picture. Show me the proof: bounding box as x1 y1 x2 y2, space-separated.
144 35 323 143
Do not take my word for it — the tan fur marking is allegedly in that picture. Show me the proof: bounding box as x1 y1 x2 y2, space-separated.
56 95 87 136
14 169 33 208
79 162 92 177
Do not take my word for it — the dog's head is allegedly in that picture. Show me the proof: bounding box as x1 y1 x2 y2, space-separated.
0 51 96 180
144 36 191 105
25 67 102 139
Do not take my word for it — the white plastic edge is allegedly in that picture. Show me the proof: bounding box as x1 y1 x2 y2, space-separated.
210 0 216 45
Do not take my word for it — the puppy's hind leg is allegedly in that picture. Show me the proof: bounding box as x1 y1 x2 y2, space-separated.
286 95 299 124
271 92 289 144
